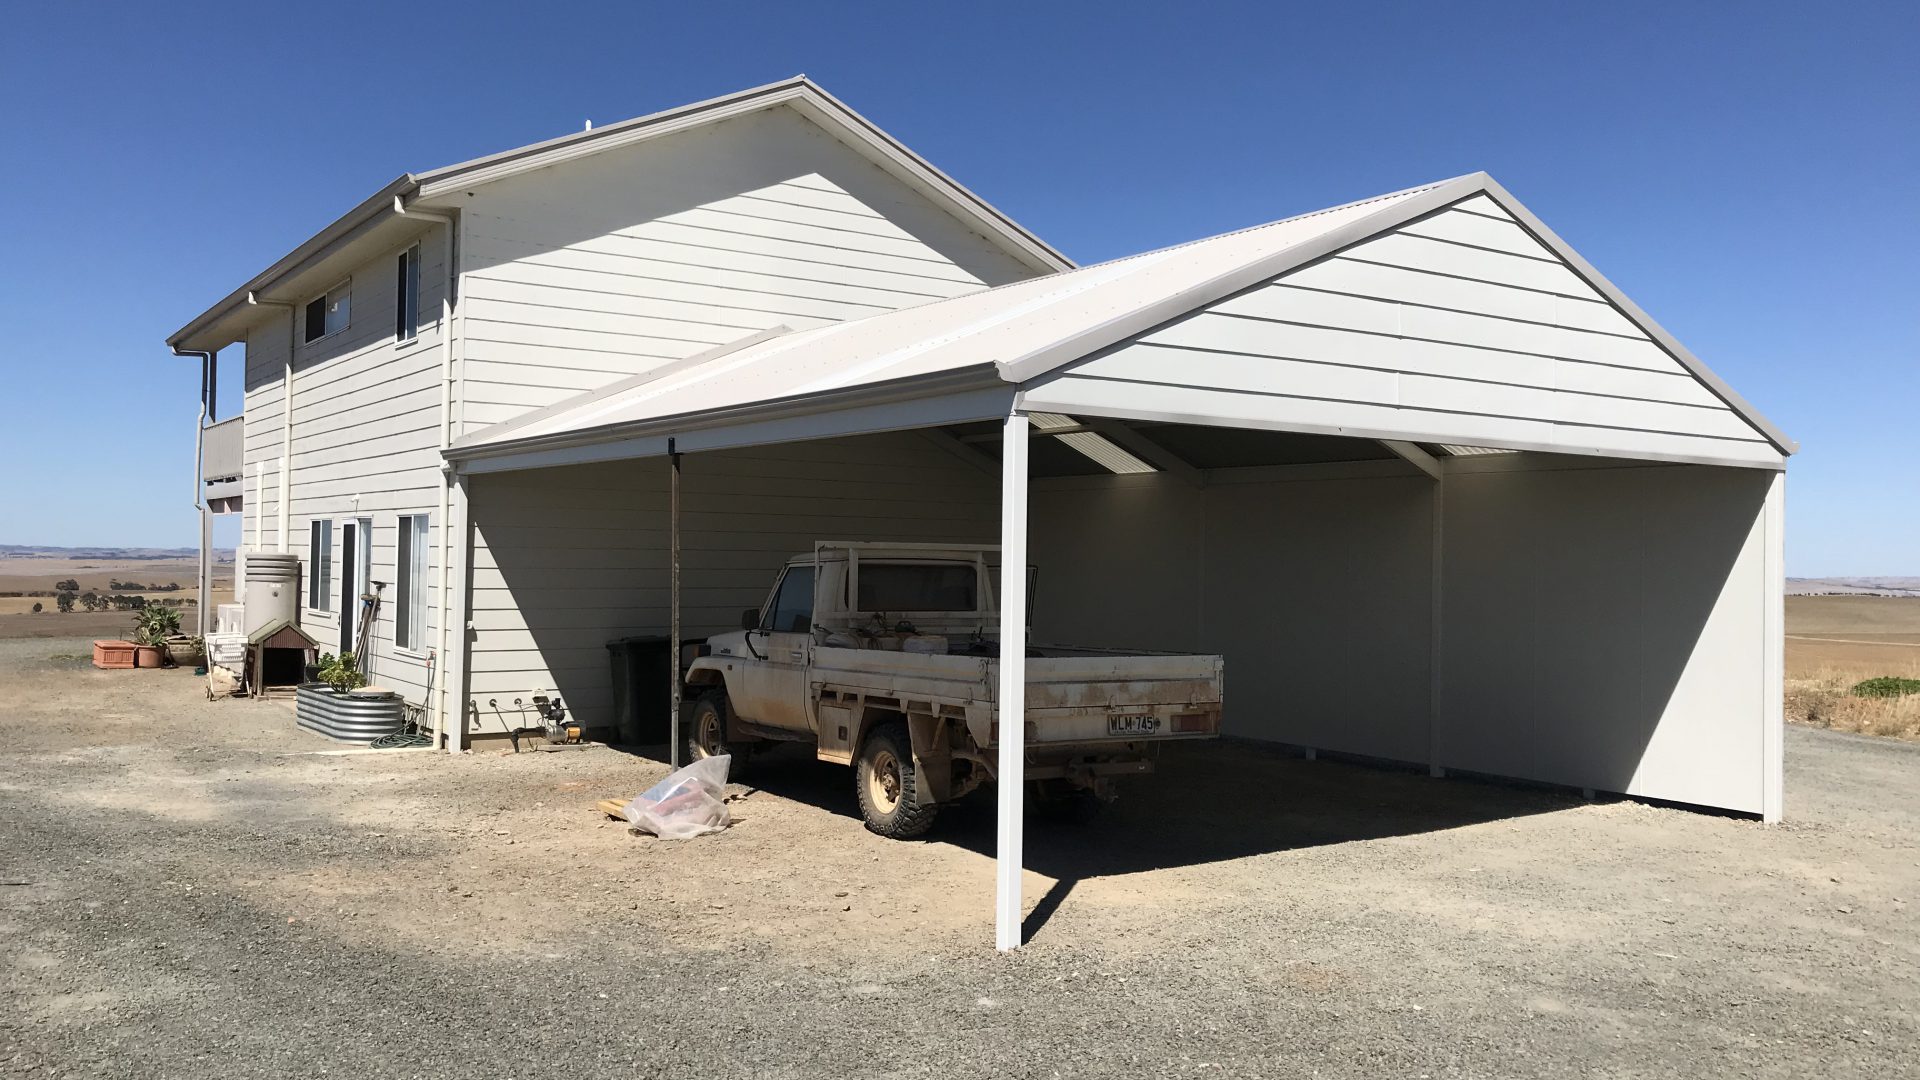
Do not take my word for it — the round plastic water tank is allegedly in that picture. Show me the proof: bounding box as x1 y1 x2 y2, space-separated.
244 552 302 636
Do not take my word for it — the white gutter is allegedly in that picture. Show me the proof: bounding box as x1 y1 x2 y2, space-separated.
247 291 298 553
393 196 458 751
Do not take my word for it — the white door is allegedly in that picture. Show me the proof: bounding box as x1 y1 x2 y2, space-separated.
734 564 815 733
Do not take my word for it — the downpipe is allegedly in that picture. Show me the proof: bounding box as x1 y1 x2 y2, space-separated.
247 291 297 553
172 346 215 641
393 196 459 751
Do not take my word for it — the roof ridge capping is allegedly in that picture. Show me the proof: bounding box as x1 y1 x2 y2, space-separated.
166 75 1071 350
993 171 1794 457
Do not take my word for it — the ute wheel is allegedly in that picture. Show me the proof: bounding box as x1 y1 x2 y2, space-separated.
854 723 939 839
689 692 751 771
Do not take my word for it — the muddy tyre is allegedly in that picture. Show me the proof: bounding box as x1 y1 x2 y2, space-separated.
689 692 751 771
855 723 938 839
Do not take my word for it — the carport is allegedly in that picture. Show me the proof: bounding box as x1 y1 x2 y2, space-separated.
442 173 1792 950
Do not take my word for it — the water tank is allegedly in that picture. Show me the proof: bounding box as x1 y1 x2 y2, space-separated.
244 551 301 636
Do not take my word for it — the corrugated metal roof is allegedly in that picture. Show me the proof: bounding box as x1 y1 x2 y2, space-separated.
453 179 1450 454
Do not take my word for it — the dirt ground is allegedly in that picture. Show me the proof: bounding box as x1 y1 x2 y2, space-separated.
1 636 1916 1078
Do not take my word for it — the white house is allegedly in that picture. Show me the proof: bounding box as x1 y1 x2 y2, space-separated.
171 78 1792 946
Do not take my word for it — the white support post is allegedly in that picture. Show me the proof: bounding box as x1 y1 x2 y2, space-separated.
1428 472 1446 779
669 442 683 769
1761 472 1785 823
995 411 1030 951
445 474 474 753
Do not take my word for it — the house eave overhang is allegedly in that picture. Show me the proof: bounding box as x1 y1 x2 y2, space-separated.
166 174 418 352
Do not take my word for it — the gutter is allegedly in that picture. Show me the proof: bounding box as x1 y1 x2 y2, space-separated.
446 364 1006 465
392 195 459 752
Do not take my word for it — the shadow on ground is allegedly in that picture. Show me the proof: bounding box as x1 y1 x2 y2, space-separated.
619 737 1580 942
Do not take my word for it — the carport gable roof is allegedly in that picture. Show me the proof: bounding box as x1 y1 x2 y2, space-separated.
446 173 1795 470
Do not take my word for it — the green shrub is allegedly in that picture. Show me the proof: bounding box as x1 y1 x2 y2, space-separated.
315 652 367 693
1852 676 1920 699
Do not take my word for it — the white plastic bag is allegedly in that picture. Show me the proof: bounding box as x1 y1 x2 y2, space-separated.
623 755 732 840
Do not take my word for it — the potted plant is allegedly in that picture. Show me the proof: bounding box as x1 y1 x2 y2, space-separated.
131 605 182 668
296 653 405 743
316 651 367 693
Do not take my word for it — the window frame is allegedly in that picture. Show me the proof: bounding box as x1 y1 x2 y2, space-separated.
307 520 334 612
394 513 430 654
301 279 352 345
760 565 816 634
394 245 421 346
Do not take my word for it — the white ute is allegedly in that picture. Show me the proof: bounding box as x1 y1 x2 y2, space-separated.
684 542 1225 837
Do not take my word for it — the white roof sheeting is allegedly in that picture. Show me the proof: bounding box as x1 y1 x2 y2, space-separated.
449 171 1794 469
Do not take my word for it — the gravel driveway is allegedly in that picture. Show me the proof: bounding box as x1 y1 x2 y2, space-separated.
2 636 1914 1078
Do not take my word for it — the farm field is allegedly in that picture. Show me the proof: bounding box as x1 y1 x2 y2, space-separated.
0 555 233 620
1784 595 1920 740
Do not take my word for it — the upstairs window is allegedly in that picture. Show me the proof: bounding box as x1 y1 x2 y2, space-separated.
303 281 351 344
395 245 420 343
308 520 333 610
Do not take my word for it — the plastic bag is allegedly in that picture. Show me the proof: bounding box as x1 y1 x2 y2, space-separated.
623 755 732 840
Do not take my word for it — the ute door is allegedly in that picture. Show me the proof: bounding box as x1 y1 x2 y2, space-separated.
734 564 816 733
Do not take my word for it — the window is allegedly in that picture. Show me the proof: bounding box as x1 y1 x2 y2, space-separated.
308 520 333 609
395 514 429 651
858 562 977 612
395 246 420 343
762 566 816 633
302 281 351 344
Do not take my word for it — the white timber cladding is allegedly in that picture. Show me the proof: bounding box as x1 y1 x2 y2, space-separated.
464 431 998 734
454 105 1037 435
1024 455 1774 816
239 223 451 706
1022 196 1782 468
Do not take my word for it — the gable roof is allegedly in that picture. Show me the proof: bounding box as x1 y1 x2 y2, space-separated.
166 76 1071 353
448 172 1793 469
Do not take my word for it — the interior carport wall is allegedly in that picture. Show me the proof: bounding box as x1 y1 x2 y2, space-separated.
464 426 1777 820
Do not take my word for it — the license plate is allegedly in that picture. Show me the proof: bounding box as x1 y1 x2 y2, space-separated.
1107 713 1159 736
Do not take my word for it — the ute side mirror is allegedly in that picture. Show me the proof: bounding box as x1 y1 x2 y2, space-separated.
741 608 761 632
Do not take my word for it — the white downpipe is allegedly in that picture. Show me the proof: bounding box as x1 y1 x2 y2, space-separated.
995 411 1030 951
394 196 459 752
246 291 297 554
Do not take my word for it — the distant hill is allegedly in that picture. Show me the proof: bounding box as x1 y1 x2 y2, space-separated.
0 545 235 562
1787 577 1920 598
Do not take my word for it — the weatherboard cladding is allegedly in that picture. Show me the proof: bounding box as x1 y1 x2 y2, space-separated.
1027 198 1779 468
464 431 999 730
238 223 451 707
454 105 1039 435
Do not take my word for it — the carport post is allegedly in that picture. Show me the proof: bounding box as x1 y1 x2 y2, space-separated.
995 411 1030 951
669 439 683 769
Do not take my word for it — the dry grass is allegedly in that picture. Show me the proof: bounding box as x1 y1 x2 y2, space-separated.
1781 596 1920 742
1785 667 1920 740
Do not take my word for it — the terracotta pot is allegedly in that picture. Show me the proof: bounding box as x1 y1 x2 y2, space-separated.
133 644 165 669
92 640 137 670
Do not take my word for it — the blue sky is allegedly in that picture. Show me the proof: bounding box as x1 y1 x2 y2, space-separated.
0 1 1912 574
